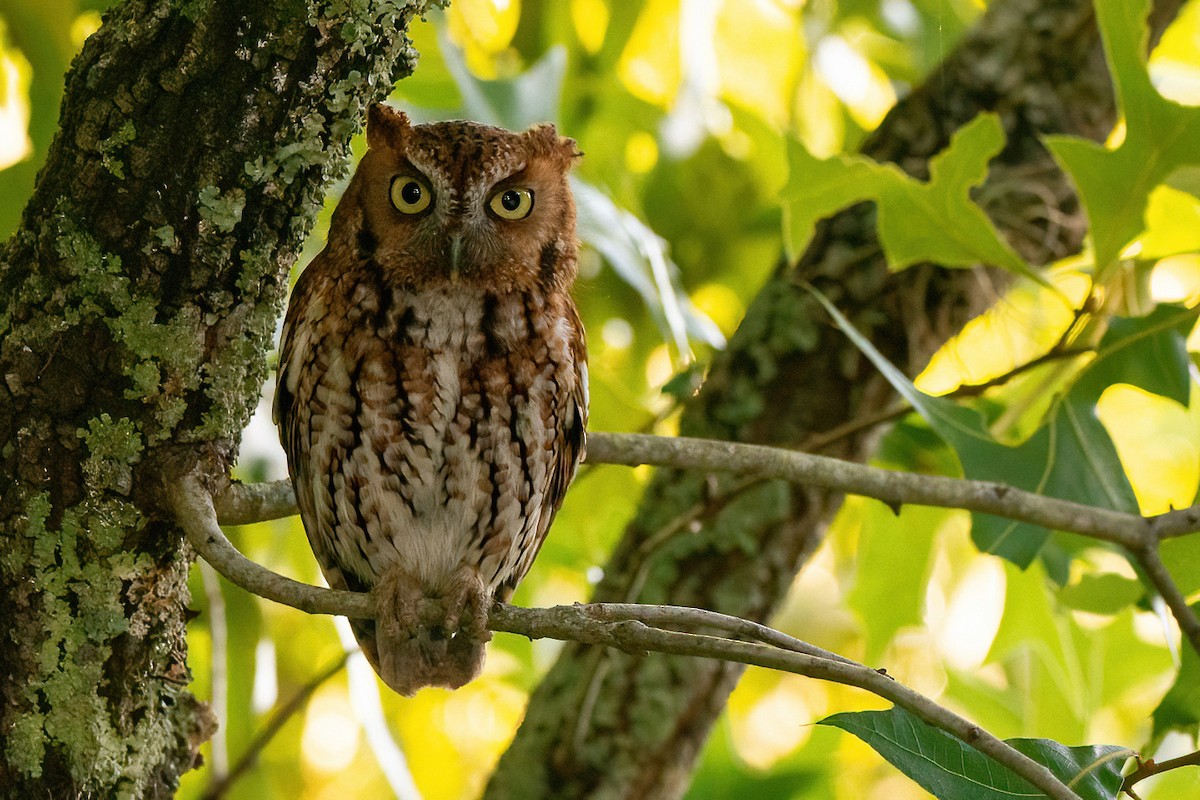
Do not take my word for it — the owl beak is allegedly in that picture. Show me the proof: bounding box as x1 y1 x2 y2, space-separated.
449 234 465 281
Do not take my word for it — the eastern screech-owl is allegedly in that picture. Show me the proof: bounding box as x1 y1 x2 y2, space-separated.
274 104 587 695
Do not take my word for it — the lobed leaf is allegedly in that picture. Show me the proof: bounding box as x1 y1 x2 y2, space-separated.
809 286 1195 567
784 114 1040 282
1043 0 1200 279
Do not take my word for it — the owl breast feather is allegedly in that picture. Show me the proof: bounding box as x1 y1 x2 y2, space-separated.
280 280 585 602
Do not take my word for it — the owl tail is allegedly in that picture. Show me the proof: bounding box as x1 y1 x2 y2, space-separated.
361 563 492 696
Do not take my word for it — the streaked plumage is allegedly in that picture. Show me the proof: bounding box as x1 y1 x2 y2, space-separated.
274 104 587 694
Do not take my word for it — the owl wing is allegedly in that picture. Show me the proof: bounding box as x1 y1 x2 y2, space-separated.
272 285 306 494
546 325 588 519
273 262 374 598
500 310 588 598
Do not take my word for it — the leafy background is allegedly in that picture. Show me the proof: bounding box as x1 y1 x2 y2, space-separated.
3 0 1200 797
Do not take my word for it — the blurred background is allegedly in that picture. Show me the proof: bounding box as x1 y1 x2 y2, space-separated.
4 1 1200 798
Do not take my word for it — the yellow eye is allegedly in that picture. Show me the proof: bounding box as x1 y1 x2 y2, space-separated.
390 176 432 214
489 188 534 220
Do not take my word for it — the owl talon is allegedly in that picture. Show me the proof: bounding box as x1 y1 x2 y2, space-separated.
370 563 491 695
436 565 491 645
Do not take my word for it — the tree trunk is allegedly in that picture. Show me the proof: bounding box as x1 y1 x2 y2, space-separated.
484 0 1185 797
0 2 433 796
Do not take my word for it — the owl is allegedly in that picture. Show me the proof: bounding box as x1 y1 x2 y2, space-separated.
274 104 587 695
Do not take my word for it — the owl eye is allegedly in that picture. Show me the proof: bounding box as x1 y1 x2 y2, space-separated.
390 176 432 214
488 188 534 220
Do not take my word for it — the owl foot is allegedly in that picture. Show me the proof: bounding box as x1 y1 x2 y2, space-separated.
372 563 491 696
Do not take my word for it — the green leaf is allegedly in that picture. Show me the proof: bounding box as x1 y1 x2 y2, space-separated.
1153 607 1200 739
435 27 565 129
1075 305 1197 407
1043 0 1200 278
807 286 1121 566
1161 535 1200 598
979 306 1196 560
847 499 945 662
1140 186 1200 260
784 114 1040 282
820 706 1128 800
807 290 1195 568
1057 572 1144 615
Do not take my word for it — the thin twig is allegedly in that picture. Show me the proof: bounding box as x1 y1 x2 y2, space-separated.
178 477 1081 800
201 652 350 800
800 346 1095 453
947 345 1093 398
197 562 229 782
584 603 859 666
1121 748 1200 795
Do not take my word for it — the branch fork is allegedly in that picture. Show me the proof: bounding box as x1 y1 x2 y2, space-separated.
177 429 1200 800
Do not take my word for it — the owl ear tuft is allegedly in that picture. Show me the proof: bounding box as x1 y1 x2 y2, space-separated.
368 103 411 151
524 123 583 164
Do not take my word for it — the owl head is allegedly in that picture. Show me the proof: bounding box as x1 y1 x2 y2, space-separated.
330 103 582 293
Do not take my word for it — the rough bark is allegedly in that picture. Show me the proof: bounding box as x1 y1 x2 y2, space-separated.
0 1 433 796
485 0 1185 797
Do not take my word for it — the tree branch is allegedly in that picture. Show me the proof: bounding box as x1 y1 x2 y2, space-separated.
1132 545 1200 653
213 431 1200 655
216 432 1200 547
489 606 1082 800
179 472 1083 800
172 473 372 619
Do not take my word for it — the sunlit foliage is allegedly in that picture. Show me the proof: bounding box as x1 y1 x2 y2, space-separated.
4 0 1200 797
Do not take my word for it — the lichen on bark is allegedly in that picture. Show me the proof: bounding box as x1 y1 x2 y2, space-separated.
0 0 439 796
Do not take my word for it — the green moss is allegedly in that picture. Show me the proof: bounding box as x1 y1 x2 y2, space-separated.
245 155 277 183
32 218 215 441
148 224 178 253
273 121 333 184
7 483 175 792
78 414 143 494
198 185 247 233
98 121 137 179
180 0 216 23
4 713 47 779
193 293 282 439
236 245 276 295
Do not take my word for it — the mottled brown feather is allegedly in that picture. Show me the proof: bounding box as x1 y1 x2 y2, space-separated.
275 105 586 695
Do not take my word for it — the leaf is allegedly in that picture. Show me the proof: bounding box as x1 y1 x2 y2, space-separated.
808 289 1195 567
1057 572 1144 615
572 179 725 353
1140 186 1200 260
784 114 1041 283
1152 604 1200 740
1161 535 1200 598
820 706 1128 800
436 26 565 129
847 499 945 662
1076 305 1196 407
1043 0 1200 279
